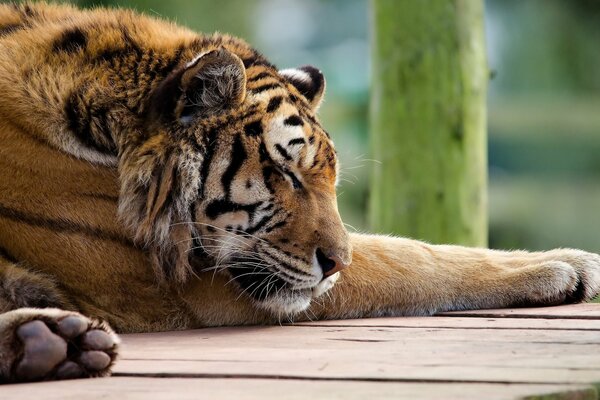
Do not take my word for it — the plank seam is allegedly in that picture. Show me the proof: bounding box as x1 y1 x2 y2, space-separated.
110 372 596 386
290 324 600 331
436 314 600 320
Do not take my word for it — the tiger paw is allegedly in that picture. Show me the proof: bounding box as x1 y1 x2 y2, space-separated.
544 249 600 303
0 308 118 383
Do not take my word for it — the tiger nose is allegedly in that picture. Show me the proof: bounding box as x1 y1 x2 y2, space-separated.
316 248 350 277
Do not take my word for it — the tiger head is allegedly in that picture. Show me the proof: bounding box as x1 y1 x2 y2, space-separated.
119 45 351 315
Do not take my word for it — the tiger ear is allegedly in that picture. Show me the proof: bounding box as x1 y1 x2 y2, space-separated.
176 48 247 122
279 66 326 110
151 47 247 124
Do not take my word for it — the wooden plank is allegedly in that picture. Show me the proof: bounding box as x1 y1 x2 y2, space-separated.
293 316 600 330
114 361 600 385
6 305 600 399
438 304 600 319
110 324 600 384
1 377 595 400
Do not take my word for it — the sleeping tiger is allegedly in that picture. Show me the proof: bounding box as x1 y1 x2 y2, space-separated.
0 2 598 384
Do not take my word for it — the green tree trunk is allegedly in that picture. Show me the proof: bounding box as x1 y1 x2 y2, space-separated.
368 0 488 246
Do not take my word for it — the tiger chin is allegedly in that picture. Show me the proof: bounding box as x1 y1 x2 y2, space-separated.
0 2 599 384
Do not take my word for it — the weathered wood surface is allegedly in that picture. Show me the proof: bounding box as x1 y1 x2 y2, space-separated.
2 378 595 400
438 303 600 319
3 304 600 400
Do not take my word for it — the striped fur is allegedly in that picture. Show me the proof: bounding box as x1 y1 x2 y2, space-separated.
0 1 599 348
0 2 347 322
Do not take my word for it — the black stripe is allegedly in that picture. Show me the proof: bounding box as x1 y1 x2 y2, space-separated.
221 135 247 199
92 25 142 66
284 115 304 126
209 105 260 134
198 128 218 198
242 56 273 69
158 162 179 214
305 114 318 125
53 27 87 53
286 66 324 102
0 23 26 37
251 83 280 94
92 106 117 152
120 26 142 55
160 44 185 74
284 170 303 189
260 202 274 212
265 219 287 233
93 46 126 66
20 4 36 18
310 141 323 168
242 56 258 68
204 199 260 220
259 142 271 163
261 166 276 194
245 213 274 235
248 72 272 82
260 250 313 278
266 96 283 113
64 91 114 154
274 144 292 161
0 244 18 264
288 138 305 146
146 162 164 216
308 135 316 144
244 121 263 137
271 243 311 264
0 205 135 248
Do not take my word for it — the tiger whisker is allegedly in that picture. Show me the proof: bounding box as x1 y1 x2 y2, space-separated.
171 221 269 245
343 222 358 232
235 280 259 301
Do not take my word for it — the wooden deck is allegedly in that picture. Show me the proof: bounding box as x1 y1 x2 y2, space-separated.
3 304 600 399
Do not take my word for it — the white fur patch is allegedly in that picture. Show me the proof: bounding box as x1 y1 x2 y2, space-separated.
312 272 340 298
279 68 311 84
185 51 210 68
260 290 312 316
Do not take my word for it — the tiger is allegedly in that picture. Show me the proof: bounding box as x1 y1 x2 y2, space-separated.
0 2 598 384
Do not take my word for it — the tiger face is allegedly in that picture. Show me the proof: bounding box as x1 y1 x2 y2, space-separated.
123 47 352 315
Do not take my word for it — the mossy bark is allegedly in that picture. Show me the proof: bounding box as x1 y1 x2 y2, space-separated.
368 0 488 246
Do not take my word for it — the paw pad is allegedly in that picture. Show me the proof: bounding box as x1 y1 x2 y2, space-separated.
12 314 117 382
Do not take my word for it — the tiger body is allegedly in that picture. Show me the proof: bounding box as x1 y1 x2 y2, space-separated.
0 2 599 383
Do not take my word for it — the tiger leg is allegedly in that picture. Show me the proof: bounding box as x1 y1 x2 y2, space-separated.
309 233 600 319
0 256 119 384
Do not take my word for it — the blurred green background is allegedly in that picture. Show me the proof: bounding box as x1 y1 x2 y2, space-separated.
16 0 600 253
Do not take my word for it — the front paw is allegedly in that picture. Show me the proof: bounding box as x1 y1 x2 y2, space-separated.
544 249 600 302
0 308 119 383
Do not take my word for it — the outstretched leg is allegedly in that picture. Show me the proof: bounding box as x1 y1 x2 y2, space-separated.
0 257 119 383
310 234 600 319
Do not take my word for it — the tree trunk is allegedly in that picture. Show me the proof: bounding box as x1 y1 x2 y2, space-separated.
368 0 488 246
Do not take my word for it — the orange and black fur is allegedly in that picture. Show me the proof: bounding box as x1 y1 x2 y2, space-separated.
0 2 598 383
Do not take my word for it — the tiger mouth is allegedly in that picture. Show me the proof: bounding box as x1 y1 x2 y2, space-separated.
226 256 338 315
227 263 289 302
227 259 318 300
